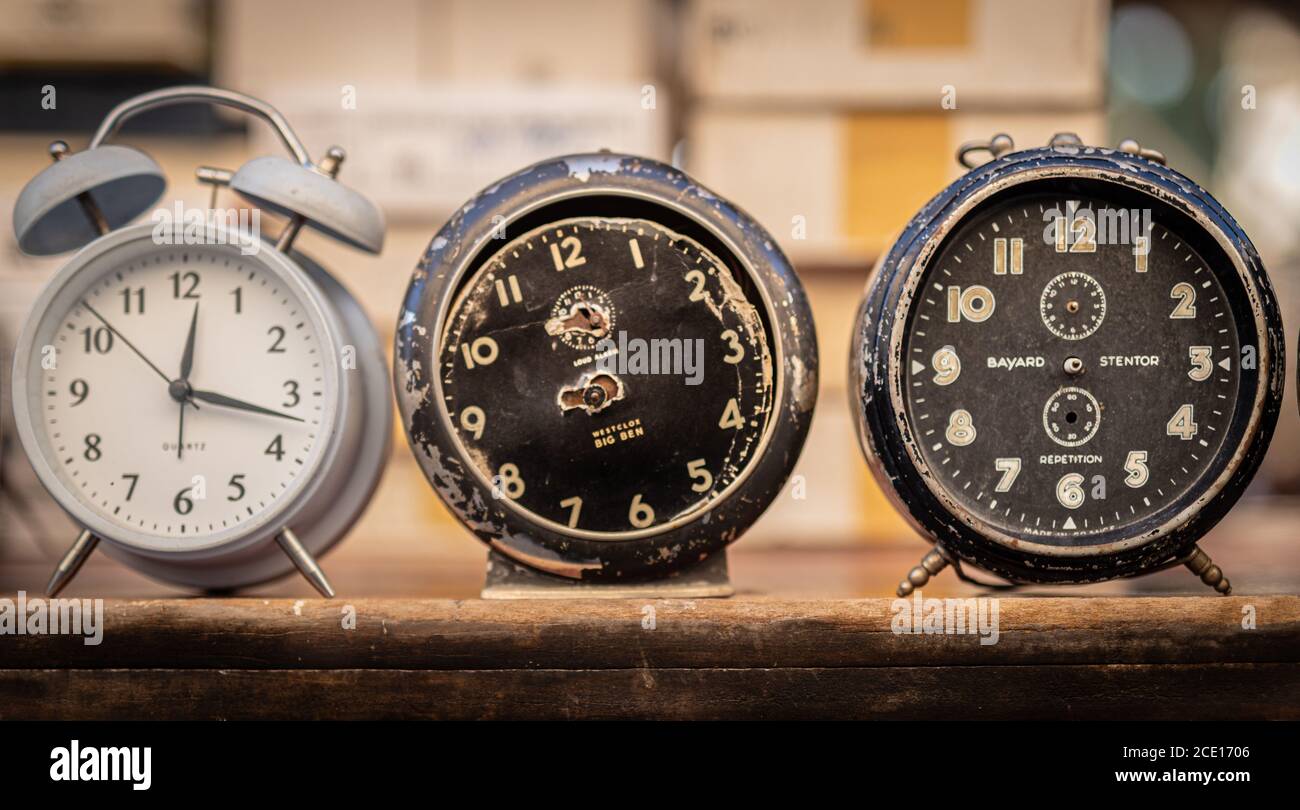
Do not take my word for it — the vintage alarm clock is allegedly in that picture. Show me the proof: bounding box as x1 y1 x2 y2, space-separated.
10 86 390 597
851 133 1283 596
395 153 817 594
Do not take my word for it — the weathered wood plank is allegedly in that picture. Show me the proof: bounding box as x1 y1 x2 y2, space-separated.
4 596 1296 669
1 664 1295 720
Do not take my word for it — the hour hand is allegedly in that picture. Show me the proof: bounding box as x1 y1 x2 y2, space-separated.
189 389 304 422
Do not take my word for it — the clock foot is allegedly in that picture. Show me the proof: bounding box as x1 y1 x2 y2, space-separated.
46 530 100 597
1183 545 1232 595
896 548 949 597
275 528 335 598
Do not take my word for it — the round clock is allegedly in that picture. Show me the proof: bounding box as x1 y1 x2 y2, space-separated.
851 134 1284 595
396 153 817 586
10 87 390 596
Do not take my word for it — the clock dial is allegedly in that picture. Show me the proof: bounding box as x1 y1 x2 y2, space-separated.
438 216 774 537
901 190 1248 548
27 243 333 548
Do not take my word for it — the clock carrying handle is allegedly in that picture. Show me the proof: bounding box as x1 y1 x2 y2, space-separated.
89 85 314 167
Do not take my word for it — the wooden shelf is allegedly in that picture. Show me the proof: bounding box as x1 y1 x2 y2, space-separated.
3 595 1297 720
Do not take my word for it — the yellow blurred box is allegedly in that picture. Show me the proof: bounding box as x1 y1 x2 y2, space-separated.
686 109 1109 267
683 0 1109 109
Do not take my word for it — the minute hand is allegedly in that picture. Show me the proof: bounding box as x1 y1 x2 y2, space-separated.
190 389 304 422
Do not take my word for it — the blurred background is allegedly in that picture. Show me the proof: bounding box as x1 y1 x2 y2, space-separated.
0 0 1297 597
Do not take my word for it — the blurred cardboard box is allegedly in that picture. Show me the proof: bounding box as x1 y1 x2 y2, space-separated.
244 84 671 222
686 109 1108 266
215 0 667 93
0 0 206 70
684 0 1108 109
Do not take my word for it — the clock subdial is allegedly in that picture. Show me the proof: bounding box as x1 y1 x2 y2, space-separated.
902 193 1242 546
1040 270 1106 339
439 216 774 537
33 245 330 544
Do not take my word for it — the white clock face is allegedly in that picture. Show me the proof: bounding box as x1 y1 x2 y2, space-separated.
19 233 340 552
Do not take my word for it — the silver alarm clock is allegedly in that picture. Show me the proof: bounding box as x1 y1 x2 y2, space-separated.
9 86 390 597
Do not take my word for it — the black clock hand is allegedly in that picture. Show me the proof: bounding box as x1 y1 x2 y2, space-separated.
180 301 198 380
176 400 185 460
189 389 304 422
81 300 172 385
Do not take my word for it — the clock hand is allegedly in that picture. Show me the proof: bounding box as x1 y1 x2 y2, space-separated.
189 389 304 422
81 300 172 386
180 300 199 380
176 399 185 460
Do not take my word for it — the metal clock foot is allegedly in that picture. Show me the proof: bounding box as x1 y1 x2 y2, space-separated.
896 548 949 597
46 530 100 597
1183 545 1232 595
276 528 336 598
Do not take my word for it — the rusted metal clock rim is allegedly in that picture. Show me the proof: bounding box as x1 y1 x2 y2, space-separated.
853 147 1283 583
395 153 818 580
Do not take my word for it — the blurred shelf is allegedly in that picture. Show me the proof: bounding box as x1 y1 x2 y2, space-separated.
2 594 1296 720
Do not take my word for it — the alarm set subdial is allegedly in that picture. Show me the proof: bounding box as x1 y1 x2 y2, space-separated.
1040 271 1106 340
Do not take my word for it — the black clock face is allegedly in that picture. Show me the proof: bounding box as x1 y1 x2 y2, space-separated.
438 216 774 537
901 186 1252 549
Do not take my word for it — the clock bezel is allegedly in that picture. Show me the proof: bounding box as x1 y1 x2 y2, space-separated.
12 223 347 558
396 153 818 581
852 146 1283 584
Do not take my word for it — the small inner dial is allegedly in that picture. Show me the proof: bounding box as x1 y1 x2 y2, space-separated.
26 242 332 544
439 216 774 537
1040 270 1106 339
901 189 1247 547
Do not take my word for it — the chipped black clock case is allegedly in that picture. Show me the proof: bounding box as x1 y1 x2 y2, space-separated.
396 153 817 592
851 134 1284 596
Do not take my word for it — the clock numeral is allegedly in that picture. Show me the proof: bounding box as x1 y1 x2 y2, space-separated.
69 378 89 406
560 496 582 528
1170 282 1197 319
168 271 200 299
719 397 744 430
1124 451 1149 488
460 337 499 369
119 286 145 314
628 238 645 269
1056 472 1086 510
494 463 525 499
992 237 1023 275
459 406 486 439
946 285 995 323
931 346 961 385
1166 404 1198 440
267 325 287 353
231 287 242 314
173 487 194 515
81 326 114 354
1133 236 1150 272
265 434 285 461
721 330 744 364
685 269 708 302
282 380 300 408
227 474 247 502
1053 210 1097 253
945 409 976 446
83 433 102 461
994 458 1021 492
549 236 586 271
628 493 655 529
1188 346 1213 381
687 458 714 493
120 473 139 501
494 275 523 306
